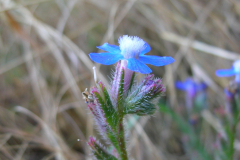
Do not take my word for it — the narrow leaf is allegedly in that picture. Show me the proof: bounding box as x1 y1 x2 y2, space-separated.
117 68 125 118
88 137 118 160
93 91 117 129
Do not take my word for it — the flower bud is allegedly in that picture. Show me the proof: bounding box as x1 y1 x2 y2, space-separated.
124 74 165 116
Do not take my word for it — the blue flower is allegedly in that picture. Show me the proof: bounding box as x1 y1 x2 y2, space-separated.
224 88 235 100
89 35 175 74
175 78 207 98
216 60 240 83
215 60 240 77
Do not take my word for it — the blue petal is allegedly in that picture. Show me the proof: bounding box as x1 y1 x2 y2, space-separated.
175 81 186 90
138 55 175 66
215 68 236 77
224 88 234 98
140 42 151 55
89 52 124 65
197 83 207 90
97 43 121 54
185 78 195 86
127 58 152 74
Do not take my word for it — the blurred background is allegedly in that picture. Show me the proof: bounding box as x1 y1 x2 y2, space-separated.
0 0 240 159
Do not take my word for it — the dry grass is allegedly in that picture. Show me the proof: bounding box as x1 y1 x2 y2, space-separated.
0 0 239 159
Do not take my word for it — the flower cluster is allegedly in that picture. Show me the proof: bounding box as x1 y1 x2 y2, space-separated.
84 35 174 160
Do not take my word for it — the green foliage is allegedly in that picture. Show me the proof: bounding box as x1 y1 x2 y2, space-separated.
117 68 125 118
225 95 240 160
93 89 118 129
124 76 162 116
105 127 121 154
88 139 118 160
158 103 212 160
126 72 135 95
87 68 165 160
125 100 156 116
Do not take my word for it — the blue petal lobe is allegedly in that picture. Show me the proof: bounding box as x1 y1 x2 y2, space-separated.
175 81 186 90
97 43 121 54
127 58 152 74
197 83 207 91
138 55 175 66
89 52 124 65
215 68 236 77
140 42 151 55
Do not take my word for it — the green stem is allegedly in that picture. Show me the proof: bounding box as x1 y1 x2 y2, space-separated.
118 118 128 160
116 68 128 159
229 97 240 160
229 117 240 160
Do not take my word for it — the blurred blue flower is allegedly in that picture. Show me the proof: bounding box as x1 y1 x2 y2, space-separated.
215 60 240 82
175 78 207 113
224 88 235 100
224 80 239 100
89 35 174 74
175 78 207 98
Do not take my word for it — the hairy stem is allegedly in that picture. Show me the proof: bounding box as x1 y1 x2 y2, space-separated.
229 118 239 160
229 116 240 160
118 118 128 160
229 97 240 160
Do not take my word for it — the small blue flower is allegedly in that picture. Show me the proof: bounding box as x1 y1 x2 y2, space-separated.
216 60 240 83
89 35 175 74
215 60 240 77
224 88 235 100
175 78 207 98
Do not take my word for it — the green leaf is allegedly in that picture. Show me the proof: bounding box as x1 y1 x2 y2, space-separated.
126 72 135 95
226 95 240 159
117 68 125 118
89 138 118 160
105 127 121 153
93 91 117 129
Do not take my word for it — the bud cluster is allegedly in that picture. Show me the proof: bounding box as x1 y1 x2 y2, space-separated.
84 62 165 160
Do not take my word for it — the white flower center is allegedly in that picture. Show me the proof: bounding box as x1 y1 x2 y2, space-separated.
118 35 146 59
233 60 240 73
